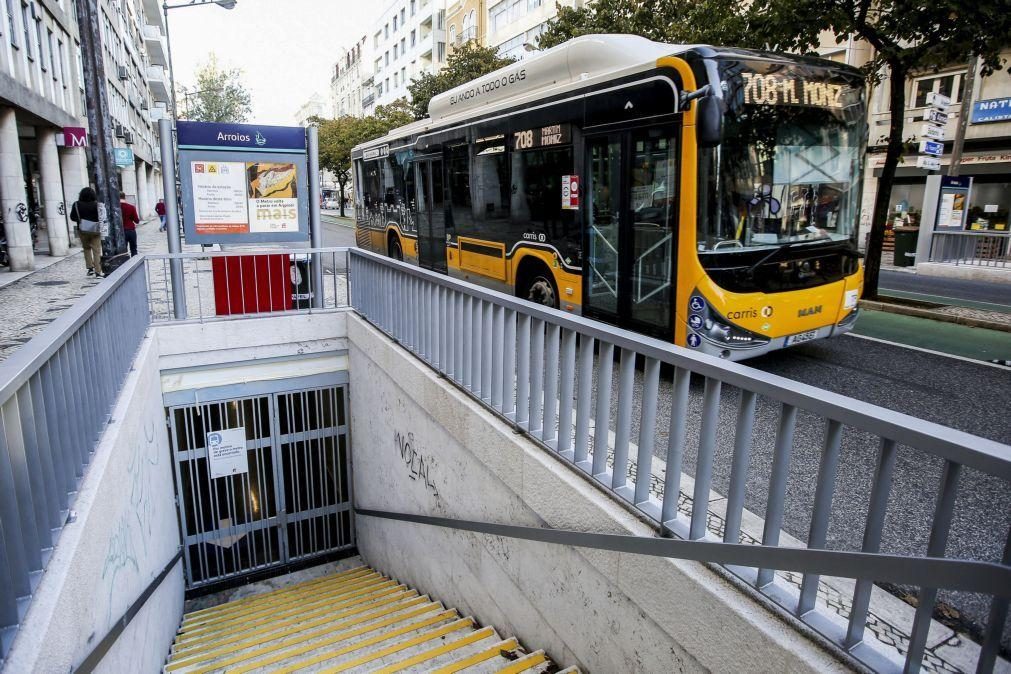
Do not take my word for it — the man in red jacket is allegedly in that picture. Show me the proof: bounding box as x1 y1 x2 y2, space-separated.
120 191 140 257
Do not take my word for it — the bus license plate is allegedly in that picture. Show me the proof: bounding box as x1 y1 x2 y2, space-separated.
786 330 819 346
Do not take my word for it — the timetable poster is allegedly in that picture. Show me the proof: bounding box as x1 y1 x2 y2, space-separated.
191 160 299 235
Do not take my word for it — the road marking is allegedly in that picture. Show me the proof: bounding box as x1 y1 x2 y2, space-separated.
880 288 1011 311
845 333 1011 370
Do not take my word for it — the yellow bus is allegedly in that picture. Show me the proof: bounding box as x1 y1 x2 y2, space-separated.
352 35 866 360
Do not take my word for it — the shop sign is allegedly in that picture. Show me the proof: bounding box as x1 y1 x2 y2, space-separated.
971 97 1011 124
59 127 88 147
113 147 134 167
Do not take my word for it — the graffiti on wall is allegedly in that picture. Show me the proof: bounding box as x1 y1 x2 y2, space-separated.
394 430 439 498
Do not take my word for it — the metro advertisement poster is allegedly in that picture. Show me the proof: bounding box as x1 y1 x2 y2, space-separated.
191 160 299 235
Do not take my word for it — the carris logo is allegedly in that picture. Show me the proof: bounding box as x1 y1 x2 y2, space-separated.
798 305 823 317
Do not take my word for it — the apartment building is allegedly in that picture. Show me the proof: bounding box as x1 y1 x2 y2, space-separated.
331 36 369 118
370 0 447 108
0 0 167 273
446 0 481 54
294 92 329 126
486 0 577 60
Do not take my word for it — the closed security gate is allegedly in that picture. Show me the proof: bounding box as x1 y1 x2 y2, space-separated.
168 385 352 589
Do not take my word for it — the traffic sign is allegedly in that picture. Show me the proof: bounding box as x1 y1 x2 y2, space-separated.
926 91 951 109
921 124 944 141
919 140 944 156
916 155 941 171
924 109 949 124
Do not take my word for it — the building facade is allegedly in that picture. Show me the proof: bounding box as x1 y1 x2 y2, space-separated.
486 0 576 61
446 0 482 55
861 49 1011 249
331 36 368 118
0 0 166 273
370 0 447 108
293 92 329 126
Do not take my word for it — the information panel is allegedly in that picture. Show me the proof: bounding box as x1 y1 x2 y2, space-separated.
177 121 309 244
206 427 249 479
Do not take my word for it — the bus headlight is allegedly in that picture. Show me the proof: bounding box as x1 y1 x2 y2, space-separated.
689 293 770 349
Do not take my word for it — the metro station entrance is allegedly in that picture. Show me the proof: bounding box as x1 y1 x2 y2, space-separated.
167 384 353 589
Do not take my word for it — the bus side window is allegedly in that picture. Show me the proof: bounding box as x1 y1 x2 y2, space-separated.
447 143 472 237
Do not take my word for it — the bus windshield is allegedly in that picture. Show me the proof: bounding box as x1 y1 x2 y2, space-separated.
698 59 866 253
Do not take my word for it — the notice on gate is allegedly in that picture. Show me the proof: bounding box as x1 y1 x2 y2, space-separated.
207 427 249 479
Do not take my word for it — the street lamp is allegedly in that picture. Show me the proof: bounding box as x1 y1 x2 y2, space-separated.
163 0 238 123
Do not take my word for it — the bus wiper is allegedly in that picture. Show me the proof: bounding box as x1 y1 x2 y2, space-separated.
745 242 799 276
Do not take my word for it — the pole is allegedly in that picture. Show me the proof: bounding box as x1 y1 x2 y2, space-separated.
164 2 179 123
74 0 125 271
159 118 186 319
948 55 977 178
307 125 325 309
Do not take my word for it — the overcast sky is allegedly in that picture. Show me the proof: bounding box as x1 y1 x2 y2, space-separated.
166 0 383 125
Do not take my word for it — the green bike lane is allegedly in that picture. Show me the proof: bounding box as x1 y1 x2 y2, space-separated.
850 309 1011 363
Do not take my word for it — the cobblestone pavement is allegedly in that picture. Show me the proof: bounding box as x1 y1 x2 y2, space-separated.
0 218 166 363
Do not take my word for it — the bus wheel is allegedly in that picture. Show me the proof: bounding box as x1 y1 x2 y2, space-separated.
518 266 558 309
388 236 403 261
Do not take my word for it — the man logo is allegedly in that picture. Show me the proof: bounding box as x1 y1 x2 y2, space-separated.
798 305 823 317
761 306 774 318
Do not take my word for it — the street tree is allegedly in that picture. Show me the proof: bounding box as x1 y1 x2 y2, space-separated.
180 54 253 123
749 0 1011 298
310 99 416 217
407 41 516 119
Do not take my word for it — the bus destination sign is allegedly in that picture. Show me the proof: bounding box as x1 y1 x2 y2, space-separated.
363 145 390 161
740 72 855 110
514 123 571 151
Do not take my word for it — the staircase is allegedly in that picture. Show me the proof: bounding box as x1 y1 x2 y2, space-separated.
164 564 574 673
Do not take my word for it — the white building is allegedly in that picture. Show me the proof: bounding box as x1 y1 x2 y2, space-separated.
0 0 166 273
486 0 576 61
331 36 368 118
370 0 448 108
294 92 329 126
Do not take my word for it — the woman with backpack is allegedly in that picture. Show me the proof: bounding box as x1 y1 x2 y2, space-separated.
69 187 104 278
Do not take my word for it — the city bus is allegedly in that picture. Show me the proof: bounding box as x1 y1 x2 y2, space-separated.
351 34 866 360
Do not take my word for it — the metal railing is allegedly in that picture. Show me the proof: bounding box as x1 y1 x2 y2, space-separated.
144 248 351 323
0 256 150 659
348 247 1011 674
929 231 1011 268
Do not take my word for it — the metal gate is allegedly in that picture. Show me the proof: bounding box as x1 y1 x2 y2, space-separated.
168 384 353 589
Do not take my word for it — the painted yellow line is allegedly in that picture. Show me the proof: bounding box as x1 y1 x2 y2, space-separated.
167 592 426 668
224 609 459 674
431 638 519 674
176 575 392 641
181 569 377 628
497 650 547 673
182 566 370 621
377 626 495 673
314 617 476 674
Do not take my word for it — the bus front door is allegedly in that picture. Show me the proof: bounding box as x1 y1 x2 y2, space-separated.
416 159 447 273
584 129 677 339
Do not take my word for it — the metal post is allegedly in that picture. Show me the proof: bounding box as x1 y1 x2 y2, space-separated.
163 2 179 124
159 118 186 319
948 55 978 178
308 126 325 309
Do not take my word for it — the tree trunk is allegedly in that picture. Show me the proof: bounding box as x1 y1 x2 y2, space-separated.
337 176 347 218
863 58 907 300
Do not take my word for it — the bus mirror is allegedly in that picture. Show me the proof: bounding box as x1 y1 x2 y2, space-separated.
697 95 723 148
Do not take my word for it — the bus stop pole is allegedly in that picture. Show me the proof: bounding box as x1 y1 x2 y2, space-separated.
307 126 325 309
159 118 187 319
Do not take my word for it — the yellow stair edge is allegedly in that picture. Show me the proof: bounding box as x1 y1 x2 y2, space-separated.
498 649 548 673
431 637 520 674
180 569 379 630
181 565 370 621
377 625 497 673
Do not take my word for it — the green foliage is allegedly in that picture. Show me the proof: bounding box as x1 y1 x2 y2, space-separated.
407 41 516 119
179 54 252 123
537 0 759 50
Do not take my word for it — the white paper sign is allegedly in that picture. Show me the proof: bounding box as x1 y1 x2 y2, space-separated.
206 427 249 479
192 161 249 235
985 204 999 213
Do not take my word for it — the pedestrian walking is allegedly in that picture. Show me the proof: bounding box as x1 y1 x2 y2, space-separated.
156 198 166 231
69 187 104 278
120 192 140 257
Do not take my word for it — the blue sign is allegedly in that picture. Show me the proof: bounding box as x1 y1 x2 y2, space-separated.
176 121 307 152
688 314 704 330
919 140 943 156
687 333 702 348
113 147 134 167
941 176 971 189
971 98 1011 124
689 296 706 312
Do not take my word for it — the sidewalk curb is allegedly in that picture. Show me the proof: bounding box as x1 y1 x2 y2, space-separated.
859 299 1011 333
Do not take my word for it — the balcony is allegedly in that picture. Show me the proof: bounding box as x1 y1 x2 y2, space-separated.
146 65 170 103
141 0 164 29
361 92 375 109
149 102 168 122
143 24 168 66
455 25 478 45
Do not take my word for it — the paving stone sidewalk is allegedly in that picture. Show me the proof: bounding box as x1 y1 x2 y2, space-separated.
0 218 167 363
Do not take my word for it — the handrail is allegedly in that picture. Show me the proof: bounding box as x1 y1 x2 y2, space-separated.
356 509 1011 598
